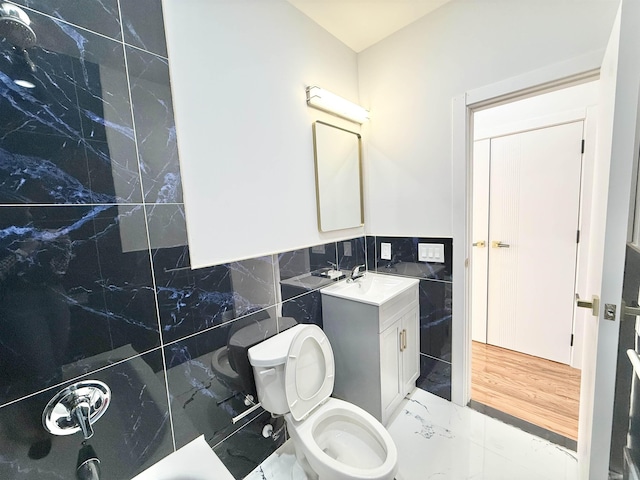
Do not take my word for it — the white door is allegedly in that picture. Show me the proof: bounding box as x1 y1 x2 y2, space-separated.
577 0 640 477
485 122 584 364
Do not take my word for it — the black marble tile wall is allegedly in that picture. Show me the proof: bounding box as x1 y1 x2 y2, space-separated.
163 311 280 450
278 241 338 281
367 235 453 401
155 248 277 344
337 236 366 271
119 0 168 57
374 235 452 281
0 349 174 479
214 410 286 479
366 235 376 271
418 354 452 401
0 1 408 477
126 46 181 203
0 1 286 478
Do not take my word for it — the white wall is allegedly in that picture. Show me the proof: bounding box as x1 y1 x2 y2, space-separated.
474 81 599 139
163 0 364 268
358 0 619 237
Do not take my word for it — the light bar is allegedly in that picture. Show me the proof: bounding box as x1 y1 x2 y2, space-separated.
306 86 370 124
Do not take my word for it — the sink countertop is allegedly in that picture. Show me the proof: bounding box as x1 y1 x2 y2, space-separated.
321 272 418 306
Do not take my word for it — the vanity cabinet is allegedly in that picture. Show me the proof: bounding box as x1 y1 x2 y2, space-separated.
321 276 419 425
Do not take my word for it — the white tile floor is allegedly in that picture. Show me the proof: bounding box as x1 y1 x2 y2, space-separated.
245 389 578 480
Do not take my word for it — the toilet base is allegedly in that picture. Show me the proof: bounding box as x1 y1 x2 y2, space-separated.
291 438 318 480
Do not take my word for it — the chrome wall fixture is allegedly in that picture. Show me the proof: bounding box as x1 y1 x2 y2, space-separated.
306 86 370 124
42 380 111 440
0 2 38 88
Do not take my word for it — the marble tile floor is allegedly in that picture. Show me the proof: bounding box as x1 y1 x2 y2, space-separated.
245 388 578 480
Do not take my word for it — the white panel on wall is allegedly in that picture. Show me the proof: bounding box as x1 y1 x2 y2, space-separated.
163 0 364 268
358 0 618 237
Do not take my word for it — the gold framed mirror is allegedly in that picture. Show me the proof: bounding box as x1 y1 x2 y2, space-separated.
312 121 364 232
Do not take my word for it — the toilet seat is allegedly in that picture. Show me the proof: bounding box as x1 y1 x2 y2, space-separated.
284 324 335 421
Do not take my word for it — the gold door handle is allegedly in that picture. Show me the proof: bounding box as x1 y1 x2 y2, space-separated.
472 241 486 247
491 241 510 248
576 294 600 316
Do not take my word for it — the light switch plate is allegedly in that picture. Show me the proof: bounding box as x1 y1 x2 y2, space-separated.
381 242 392 260
343 242 352 257
418 243 445 263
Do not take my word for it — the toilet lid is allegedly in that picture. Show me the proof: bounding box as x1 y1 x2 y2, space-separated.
284 324 335 421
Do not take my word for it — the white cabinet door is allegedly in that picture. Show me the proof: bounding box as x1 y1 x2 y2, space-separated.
380 320 403 424
401 307 420 395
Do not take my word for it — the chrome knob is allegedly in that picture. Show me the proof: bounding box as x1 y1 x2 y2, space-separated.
42 381 111 439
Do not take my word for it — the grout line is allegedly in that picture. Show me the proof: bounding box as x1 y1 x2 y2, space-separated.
161 304 277 349
116 0 176 451
124 41 169 61
6 0 167 60
420 352 452 365
142 198 177 451
0 345 164 411
211 409 265 450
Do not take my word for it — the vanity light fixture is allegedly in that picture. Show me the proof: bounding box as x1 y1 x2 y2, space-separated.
306 86 370 124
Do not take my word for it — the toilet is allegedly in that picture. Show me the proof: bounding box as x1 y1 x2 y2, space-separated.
248 323 398 480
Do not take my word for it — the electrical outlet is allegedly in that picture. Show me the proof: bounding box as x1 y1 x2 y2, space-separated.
381 242 392 260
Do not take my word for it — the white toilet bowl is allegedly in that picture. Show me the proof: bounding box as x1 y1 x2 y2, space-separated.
286 397 397 480
248 324 398 480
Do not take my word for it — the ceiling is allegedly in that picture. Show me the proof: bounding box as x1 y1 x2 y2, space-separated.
286 0 452 52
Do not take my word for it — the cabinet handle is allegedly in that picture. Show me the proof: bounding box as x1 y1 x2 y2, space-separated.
399 329 407 352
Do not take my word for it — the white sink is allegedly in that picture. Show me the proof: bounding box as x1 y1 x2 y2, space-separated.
131 435 234 480
321 272 417 306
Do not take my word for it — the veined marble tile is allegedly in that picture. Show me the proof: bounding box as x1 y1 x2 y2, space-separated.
390 389 578 480
244 441 307 480
245 388 578 480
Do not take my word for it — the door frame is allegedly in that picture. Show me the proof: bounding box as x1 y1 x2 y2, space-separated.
451 50 602 459
472 108 596 369
453 0 640 475
452 50 603 406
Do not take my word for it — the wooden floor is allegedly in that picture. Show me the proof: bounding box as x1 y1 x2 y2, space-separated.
471 341 581 440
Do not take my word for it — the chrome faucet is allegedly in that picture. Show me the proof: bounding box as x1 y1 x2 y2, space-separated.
348 264 365 282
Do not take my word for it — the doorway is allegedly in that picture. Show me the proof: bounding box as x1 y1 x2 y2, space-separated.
469 82 599 443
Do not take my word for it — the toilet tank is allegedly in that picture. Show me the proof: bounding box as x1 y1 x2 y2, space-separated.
248 324 305 415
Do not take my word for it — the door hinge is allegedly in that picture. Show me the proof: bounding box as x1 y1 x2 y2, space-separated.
581 139 585 154
570 334 574 347
576 230 580 243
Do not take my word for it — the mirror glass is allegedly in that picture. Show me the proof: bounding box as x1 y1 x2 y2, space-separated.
313 121 363 232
